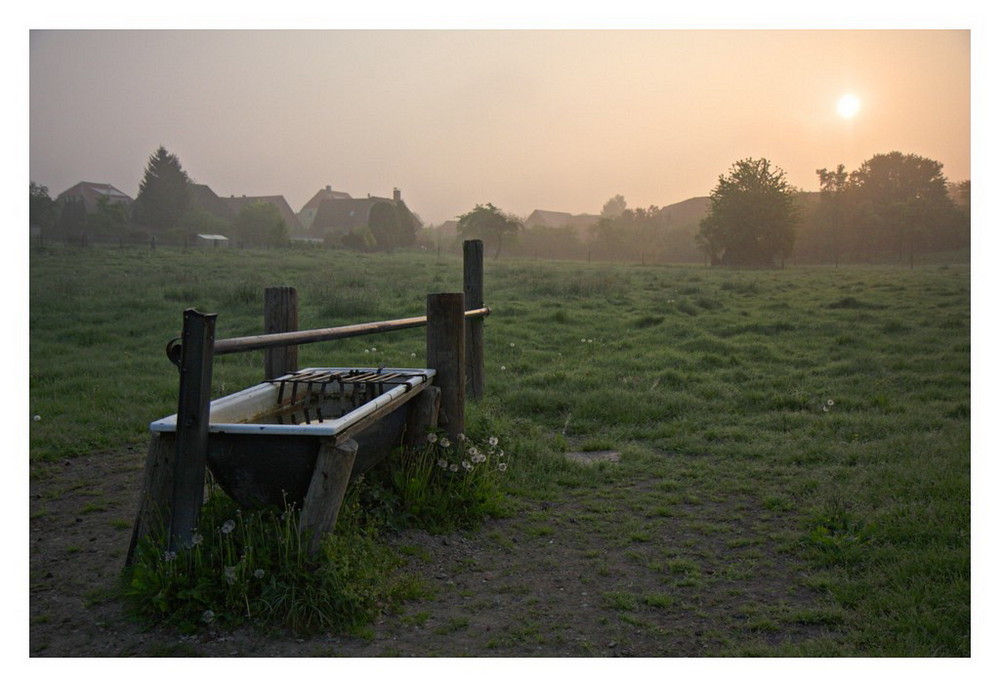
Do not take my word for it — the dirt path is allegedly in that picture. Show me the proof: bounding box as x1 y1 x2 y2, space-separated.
29 447 838 657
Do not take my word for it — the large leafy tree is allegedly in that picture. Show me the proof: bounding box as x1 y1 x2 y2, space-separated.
30 182 58 233
697 158 798 267
847 151 960 260
133 146 191 230
457 203 522 259
231 201 288 246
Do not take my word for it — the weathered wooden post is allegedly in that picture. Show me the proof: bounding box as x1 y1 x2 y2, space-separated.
426 292 465 439
463 239 485 401
264 286 298 378
167 309 217 550
299 438 359 555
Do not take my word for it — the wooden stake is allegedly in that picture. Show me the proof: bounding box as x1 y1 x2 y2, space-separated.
426 293 465 439
463 240 485 401
264 286 298 379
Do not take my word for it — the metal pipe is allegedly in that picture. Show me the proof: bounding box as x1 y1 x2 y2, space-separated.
200 306 491 357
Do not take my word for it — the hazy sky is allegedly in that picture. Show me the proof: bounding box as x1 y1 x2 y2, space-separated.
29 29 970 226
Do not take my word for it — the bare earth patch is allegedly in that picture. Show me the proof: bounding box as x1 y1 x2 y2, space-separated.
29 447 839 657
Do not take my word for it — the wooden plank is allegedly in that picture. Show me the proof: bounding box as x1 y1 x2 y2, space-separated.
299 438 359 555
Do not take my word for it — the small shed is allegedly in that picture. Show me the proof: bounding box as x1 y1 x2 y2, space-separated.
195 233 230 247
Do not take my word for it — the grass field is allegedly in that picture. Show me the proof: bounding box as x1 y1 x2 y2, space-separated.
28 243 971 655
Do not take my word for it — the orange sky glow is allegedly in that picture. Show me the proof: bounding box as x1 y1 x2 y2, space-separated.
29 29 970 225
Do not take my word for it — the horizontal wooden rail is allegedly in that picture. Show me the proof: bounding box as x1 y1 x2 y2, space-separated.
166 307 492 361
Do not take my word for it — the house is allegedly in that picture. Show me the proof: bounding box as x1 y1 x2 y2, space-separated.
523 209 600 236
223 194 305 235
309 188 419 246
297 185 353 231
56 181 133 214
188 183 236 223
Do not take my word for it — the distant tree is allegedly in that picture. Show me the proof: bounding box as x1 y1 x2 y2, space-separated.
54 196 86 238
848 151 960 262
30 182 58 234
231 201 288 246
133 146 191 230
601 194 627 219
457 203 522 259
85 195 130 237
697 158 798 267
179 207 231 238
815 164 850 265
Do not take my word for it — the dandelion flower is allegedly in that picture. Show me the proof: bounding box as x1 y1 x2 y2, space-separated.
462 460 473 471
827 399 835 407
501 365 507 371
365 348 370 354
449 463 459 472
456 433 466 442
427 432 438 443
509 342 516 348
440 437 451 448
498 463 508 473
489 436 499 447
220 520 236 535
202 610 216 624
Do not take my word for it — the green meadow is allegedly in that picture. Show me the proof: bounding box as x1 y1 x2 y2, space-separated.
28 244 970 655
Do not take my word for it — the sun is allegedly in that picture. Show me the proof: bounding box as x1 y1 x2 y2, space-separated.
837 93 861 119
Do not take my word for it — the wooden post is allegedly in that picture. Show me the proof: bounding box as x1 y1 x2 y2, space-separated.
299 438 358 555
463 239 485 401
125 431 176 567
168 309 216 550
264 286 299 378
426 293 465 439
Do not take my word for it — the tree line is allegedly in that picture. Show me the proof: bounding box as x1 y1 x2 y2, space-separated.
449 150 969 266
31 147 293 247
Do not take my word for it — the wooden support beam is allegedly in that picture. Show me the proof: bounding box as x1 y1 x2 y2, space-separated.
125 431 176 567
299 438 359 555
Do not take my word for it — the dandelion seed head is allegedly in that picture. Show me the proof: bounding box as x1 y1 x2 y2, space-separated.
254 569 265 579
220 520 236 535
202 610 215 624
440 437 451 448
438 458 448 469
190 533 204 546
501 365 507 371
427 432 438 443
33 415 41 422
449 463 459 472
462 460 473 471
827 399 835 407
163 550 177 562
456 433 466 442
498 463 508 472
488 436 499 447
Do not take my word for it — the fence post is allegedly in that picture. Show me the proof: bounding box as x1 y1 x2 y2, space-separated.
426 292 465 439
463 239 485 401
264 286 299 378
168 309 217 550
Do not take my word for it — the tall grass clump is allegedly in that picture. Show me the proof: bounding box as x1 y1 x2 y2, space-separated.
360 430 511 534
124 485 416 636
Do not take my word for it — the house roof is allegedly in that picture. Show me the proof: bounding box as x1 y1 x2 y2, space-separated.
300 186 353 212
524 209 599 230
56 182 133 212
188 184 236 222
